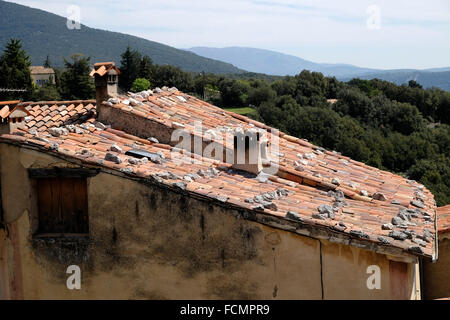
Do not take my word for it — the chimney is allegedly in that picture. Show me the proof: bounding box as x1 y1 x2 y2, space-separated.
232 128 265 175
90 62 120 108
0 101 28 134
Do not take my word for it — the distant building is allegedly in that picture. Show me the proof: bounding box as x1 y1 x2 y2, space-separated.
30 66 55 86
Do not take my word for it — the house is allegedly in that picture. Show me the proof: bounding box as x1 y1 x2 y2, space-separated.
30 66 55 87
423 205 450 299
0 62 439 300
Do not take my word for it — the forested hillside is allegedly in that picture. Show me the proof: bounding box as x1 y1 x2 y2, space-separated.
0 1 243 74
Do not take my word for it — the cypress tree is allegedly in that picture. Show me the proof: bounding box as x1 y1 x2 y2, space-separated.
0 38 33 100
139 55 153 82
119 46 142 91
59 54 94 100
43 55 52 68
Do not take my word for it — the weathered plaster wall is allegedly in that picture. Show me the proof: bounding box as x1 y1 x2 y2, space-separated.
321 240 419 300
0 229 10 300
31 73 54 86
424 235 450 299
0 143 419 299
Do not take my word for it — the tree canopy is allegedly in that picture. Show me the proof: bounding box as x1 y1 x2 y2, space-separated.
59 54 94 100
0 38 33 100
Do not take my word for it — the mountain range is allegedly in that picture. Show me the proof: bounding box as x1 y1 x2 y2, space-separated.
0 1 243 74
189 47 450 90
1 1 449 90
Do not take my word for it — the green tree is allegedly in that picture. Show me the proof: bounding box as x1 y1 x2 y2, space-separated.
43 55 52 68
139 55 153 81
59 54 94 100
131 78 150 92
408 80 423 89
247 80 276 107
0 38 33 100
218 79 250 107
119 46 142 91
407 156 450 206
151 65 194 92
31 83 60 101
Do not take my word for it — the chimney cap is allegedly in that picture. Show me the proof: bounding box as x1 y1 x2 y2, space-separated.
94 61 116 68
0 101 23 119
90 62 120 77
1 104 30 121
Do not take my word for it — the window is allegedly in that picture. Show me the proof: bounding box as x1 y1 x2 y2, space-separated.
28 168 98 236
36 177 89 235
108 75 117 84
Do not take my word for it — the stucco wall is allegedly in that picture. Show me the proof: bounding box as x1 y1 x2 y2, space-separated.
0 143 420 299
424 235 450 299
31 73 54 86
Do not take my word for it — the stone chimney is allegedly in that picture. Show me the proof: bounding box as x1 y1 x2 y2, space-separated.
232 128 265 175
0 101 28 134
90 62 120 108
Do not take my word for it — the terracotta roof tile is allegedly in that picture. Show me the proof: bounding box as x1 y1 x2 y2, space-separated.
437 205 450 233
30 66 54 75
22 100 96 132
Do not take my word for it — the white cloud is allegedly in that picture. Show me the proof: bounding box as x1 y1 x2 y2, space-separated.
7 0 450 69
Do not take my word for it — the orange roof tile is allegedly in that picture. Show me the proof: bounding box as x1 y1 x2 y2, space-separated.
20 100 96 132
0 105 10 119
30 66 55 75
90 62 120 77
437 205 450 233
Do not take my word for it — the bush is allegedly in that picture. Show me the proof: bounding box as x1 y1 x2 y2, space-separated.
131 78 150 93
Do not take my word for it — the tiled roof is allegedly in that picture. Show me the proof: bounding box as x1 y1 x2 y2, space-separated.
30 66 55 75
437 205 450 233
90 62 120 77
21 100 96 132
105 89 435 208
0 88 438 259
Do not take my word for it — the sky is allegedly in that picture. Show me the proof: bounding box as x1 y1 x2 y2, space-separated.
8 0 450 70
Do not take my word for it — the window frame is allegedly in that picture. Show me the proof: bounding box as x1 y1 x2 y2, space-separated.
28 168 99 238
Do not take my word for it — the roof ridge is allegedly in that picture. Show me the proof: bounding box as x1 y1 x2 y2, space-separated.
19 99 96 107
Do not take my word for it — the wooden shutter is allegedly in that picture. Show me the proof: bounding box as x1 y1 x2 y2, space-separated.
37 177 88 234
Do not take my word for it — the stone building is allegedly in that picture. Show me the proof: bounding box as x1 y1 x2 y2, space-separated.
30 66 55 87
0 62 440 300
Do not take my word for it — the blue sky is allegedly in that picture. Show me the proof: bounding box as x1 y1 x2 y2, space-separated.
8 0 450 69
